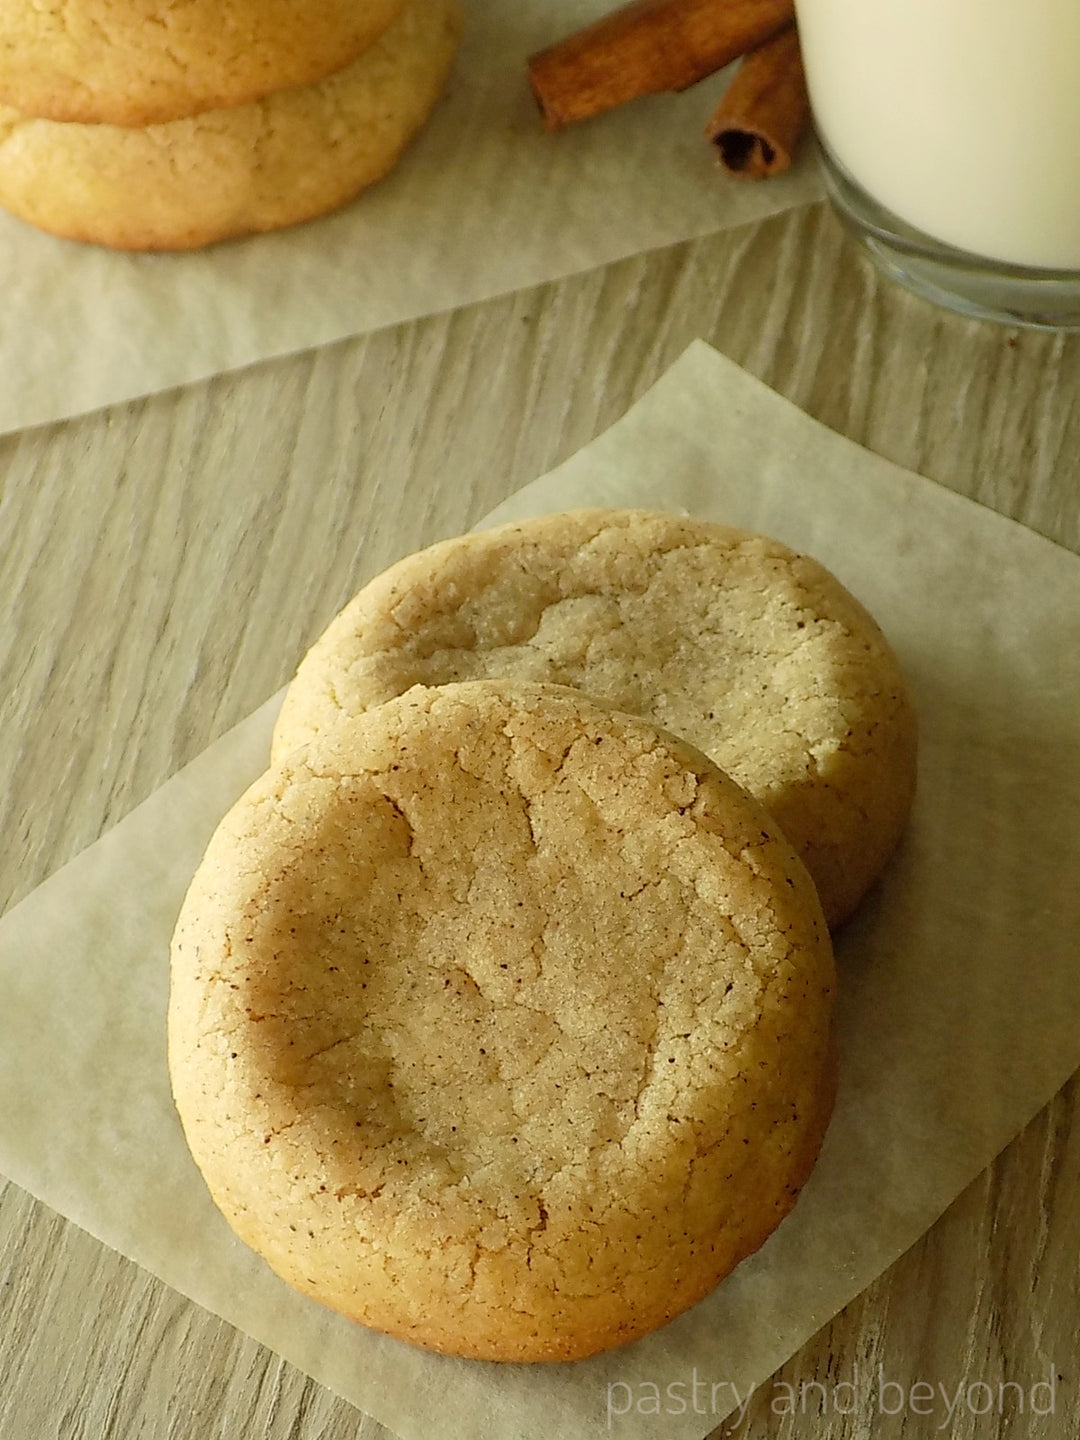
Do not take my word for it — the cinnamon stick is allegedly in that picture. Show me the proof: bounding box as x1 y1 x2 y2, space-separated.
528 0 795 130
705 24 811 178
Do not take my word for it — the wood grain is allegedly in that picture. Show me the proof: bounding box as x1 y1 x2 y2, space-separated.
1 200 1077 1439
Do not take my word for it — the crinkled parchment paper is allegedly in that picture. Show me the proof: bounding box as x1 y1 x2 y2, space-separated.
0 1 822 438
1 343 1077 1440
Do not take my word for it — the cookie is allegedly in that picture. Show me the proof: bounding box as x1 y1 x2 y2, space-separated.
169 680 836 1362
0 0 411 127
273 509 917 926
0 0 461 251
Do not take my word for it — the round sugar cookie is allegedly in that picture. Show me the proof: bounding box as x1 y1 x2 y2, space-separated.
0 0 461 251
0 0 411 127
170 680 836 1362
273 509 917 927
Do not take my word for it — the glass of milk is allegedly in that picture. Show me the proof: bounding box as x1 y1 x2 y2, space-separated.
793 0 1080 327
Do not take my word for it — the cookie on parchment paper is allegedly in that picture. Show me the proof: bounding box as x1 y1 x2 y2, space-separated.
0 0 461 250
0 0 412 127
169 680 837 1362
272 509 917 927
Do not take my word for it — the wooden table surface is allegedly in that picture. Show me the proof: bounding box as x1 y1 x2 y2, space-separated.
1 200 1078 1440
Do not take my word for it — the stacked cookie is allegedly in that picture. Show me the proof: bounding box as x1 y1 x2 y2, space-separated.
274 509 918 928
169 509 917 1361
0 0 462 249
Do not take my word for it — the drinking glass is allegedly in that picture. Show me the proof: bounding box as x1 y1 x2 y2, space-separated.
792 0 1080 328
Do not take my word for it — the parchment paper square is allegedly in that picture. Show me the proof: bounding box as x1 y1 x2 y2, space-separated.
0 343 1076 1440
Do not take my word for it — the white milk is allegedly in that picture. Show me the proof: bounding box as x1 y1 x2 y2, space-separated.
795 0 1080 270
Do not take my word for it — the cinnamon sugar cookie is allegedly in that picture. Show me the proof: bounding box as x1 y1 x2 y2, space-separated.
273 510 917 926
169 681 836 1361
0 0 410 126
0 0 461 250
